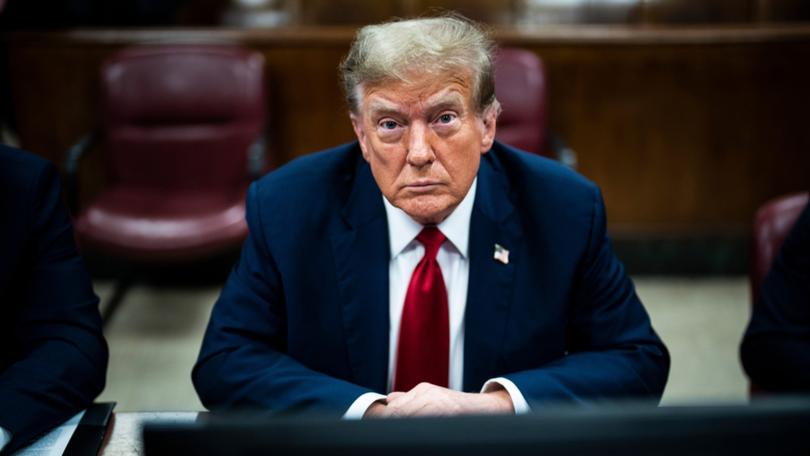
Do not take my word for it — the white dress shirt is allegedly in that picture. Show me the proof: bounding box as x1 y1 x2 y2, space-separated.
344 178 530 418
0 426 10 451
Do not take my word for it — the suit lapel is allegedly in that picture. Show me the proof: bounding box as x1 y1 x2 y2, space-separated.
331 153 390 393
463 154 523 391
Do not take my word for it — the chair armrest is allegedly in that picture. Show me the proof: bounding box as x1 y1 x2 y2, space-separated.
64 133 95 215
547 134 577 169
247 134 267 181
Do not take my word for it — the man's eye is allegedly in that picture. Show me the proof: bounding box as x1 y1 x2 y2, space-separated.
437 113 455 124
380 120 398 130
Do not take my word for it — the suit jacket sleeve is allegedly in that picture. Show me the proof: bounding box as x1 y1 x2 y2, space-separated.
0 163 107 453
504 187 669 405
741 203 810 392
192 182 372 415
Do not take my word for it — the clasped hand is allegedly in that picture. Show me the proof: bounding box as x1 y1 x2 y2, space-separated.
364 382 514 418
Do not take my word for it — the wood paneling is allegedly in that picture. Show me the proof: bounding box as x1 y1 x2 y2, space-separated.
522 42 810 231
3 25 810 237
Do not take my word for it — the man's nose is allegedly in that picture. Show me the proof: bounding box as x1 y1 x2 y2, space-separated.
406 122 435 167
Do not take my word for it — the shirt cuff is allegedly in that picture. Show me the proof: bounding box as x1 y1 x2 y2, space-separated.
342 392 387 420
0 425 11 452
481 377 531 414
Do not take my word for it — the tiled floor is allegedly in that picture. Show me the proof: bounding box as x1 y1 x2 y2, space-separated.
96 276 752 411
96 283 219 411
636 277 749 405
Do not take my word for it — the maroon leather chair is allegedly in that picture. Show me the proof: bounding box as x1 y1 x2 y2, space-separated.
750 192 809 301
493 47 576 166
494 48 548 156
747 192 808 394
68 46 266 263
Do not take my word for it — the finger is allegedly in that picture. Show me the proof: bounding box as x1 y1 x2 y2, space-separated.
387 384 457 416
394 389 449 416
385 390 419 417
410 382 439 394
363 400 387 418
378 404 400 418
408 389 470 416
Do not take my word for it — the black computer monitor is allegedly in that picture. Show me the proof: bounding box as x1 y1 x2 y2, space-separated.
143 399 810 456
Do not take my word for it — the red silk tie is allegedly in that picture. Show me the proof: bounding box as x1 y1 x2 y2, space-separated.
393 226 450 391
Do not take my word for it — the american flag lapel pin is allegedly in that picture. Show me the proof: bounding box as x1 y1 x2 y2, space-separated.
493 243 510 265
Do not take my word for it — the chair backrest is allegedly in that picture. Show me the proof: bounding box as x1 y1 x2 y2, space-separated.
750 192 809 301
100 46 265 192
493 48 549 157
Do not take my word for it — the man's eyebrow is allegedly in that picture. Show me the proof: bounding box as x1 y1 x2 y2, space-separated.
424 92 466 112
366 100 404 117
426 99 465 113
365 90 466 117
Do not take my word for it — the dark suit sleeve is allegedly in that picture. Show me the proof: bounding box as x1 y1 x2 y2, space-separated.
192 183 372 415
0 164 107 452
741 204 810 392
505 187 670 405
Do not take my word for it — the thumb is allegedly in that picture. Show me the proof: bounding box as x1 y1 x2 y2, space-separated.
387 391 406 402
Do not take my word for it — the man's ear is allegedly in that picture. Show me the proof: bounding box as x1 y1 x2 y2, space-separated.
479 104 498 154
350 113 371 161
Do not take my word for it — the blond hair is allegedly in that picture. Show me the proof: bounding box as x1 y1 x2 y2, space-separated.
340 15 499 115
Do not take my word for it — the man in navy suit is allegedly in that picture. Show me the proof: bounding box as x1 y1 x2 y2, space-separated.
193 15 669 417
0 145 108 452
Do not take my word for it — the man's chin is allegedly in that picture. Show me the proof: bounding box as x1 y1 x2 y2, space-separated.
397 198 455 225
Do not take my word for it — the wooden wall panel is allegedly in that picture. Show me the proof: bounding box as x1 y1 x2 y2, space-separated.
3 26 810 237
259 46 355 163
498 39 810 231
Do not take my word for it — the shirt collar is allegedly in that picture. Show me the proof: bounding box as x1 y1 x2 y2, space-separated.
383 177 477 259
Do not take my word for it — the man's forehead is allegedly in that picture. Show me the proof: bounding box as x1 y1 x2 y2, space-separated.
366 88 465 110
359 73 473 113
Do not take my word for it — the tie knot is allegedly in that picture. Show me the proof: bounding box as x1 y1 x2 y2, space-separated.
416 227 446 259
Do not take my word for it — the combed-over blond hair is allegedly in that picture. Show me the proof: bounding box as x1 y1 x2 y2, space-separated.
340 15 499 115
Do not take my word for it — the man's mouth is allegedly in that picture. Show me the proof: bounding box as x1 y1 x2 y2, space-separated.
404 180 442 193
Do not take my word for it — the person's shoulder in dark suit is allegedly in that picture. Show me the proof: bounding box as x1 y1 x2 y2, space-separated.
0 144 108 453
741 202 810 393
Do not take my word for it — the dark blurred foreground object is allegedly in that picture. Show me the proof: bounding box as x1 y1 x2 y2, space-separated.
0 145 107 454
66 45 267 320
144 399 810 456
741 192 810 394
493 47 576 167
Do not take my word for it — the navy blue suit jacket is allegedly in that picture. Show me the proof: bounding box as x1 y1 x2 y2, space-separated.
193 141 669 414
0 145 107 453
741 202 810 392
